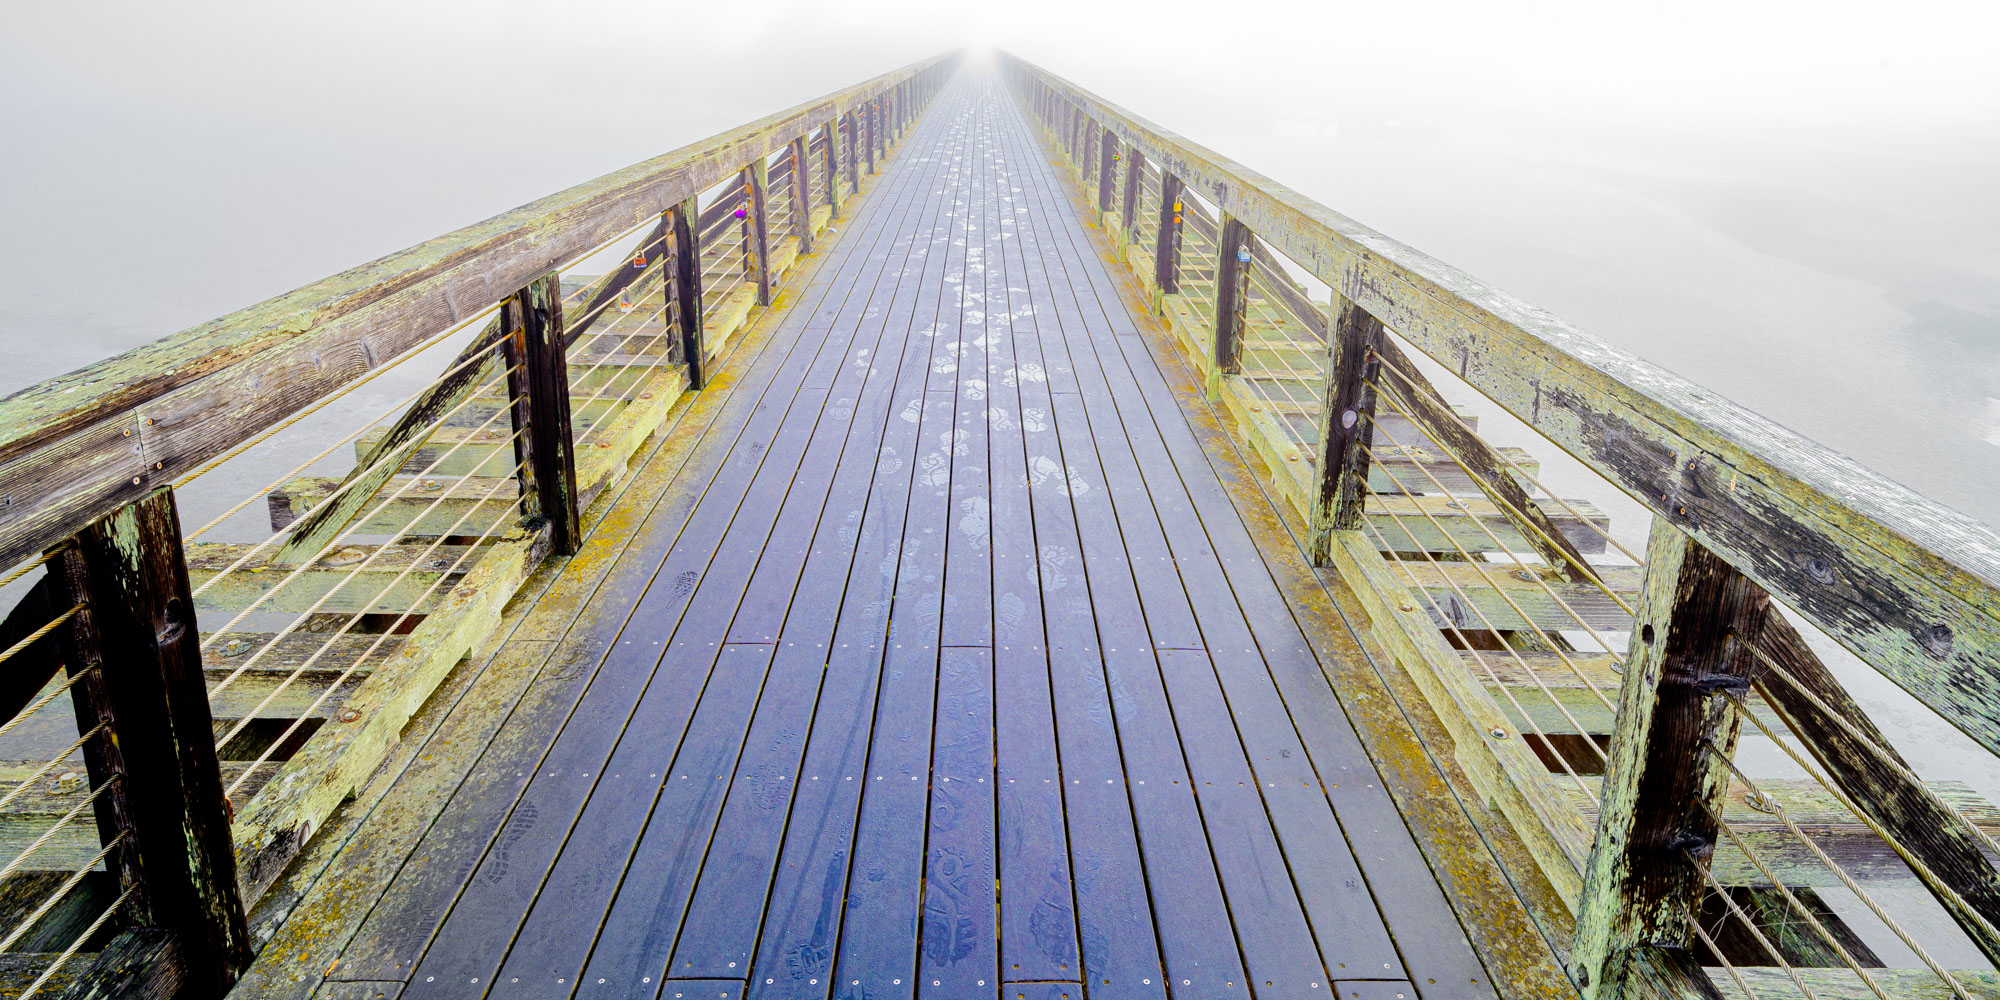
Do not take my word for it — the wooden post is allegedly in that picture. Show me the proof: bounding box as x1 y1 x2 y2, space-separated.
1081 120 1097 184
1213 214 1250 375
864 100 878 174
744 163 773 305
821 122 842 218
1121 148 1143 240
877 95 885 156
669 198 706 390
1570 520 1767 999
789 137 814 254
503 272 580 554
1097 128 1116 212
49 487 250 996
1155 172 1183 294
842 113 859 195
1306 295 1386 566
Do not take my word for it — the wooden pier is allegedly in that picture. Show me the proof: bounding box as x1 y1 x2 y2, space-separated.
1 54 1998 1000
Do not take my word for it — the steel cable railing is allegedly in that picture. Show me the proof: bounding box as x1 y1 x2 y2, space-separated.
189 361 523 640
1362 371 1994 996
222 474 529 797
1371 350 1644 565
169 213 672 503
15 885 134 999
1361 419 1633 678
1359 438 1624 711
199 387 525 702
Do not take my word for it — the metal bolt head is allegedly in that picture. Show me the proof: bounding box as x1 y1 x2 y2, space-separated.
1489 727 1509 740
339 708 363 723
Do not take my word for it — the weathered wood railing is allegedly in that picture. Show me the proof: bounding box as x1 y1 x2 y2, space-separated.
0 55 954 997
1008 55 2000 1000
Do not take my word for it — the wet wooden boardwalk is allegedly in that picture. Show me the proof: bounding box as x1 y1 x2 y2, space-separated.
281 77 1498 1000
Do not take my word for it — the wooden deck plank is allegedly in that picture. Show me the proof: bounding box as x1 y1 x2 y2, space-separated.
916 112 1002 999
391 387 837 995
579 270 943 996
670 111 974 986
558 103 974 1000
938 141 996 649
1046 169 1411 995
1002 985 1085 1000
1004 125 1167 1000
339 91 954 989
992 92 1491 992
506 642 774 997
743 92 973 1000
825 216 964 998
660 982 748 1000
1152 648 1329 990
983 105 1082 987
1032 291 1248 993
920 646 999 997
1008 112 1370 991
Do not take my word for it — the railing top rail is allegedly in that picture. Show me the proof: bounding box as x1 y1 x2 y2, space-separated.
1002 54 2000 750
0 53 955 568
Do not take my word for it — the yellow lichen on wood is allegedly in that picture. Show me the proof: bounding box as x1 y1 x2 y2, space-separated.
229 527 539 901
703 284 759 362
1328 531 1591 908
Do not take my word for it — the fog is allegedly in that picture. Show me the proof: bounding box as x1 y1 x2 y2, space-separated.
4 0 1999 963
4 0 1994 525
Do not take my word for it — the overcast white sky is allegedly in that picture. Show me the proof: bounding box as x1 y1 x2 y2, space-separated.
3 0 1998 522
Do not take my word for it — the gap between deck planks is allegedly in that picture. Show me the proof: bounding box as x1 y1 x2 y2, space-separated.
245 75 1525 1000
